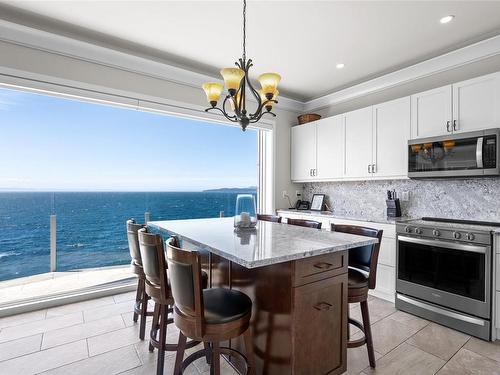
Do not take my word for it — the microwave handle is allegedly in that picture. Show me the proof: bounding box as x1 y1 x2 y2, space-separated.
476 137 484 168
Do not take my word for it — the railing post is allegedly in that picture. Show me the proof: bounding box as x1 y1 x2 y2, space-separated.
219 211 225 218
144 211 151 223
50 214 57 272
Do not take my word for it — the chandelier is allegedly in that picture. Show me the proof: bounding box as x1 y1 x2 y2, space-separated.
201 0 281 131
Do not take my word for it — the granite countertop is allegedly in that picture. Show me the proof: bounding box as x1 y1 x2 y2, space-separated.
148 217 377 269
277 209 413 225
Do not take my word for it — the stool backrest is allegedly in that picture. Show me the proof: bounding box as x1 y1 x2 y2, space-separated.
127 219 145 265
166 236 204 337
287 218 322 229
331 223 383 289
257 214 282 223
138 228 168 294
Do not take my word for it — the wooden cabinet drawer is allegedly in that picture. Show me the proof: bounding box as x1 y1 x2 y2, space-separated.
293 251 347 286
293 273 347 375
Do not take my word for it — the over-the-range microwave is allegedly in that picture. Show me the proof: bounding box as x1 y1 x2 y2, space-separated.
408 128 499 178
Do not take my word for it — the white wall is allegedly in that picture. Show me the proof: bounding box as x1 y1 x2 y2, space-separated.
0 39 300 210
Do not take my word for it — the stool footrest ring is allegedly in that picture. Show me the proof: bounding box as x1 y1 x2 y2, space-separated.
180 346 250 375
347 317 367 348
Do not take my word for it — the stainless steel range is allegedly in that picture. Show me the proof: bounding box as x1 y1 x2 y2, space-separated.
396 217 498 340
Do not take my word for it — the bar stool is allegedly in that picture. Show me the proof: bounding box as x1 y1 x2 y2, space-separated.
331 223 383 368
165 236 256 375
286 218 322 229
138 228 204 375
257 214 282 223
126 219 153 340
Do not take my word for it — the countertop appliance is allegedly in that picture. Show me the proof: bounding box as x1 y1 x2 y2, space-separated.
408 128 499 178
395 217 499 340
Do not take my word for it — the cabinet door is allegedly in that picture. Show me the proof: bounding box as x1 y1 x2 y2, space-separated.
373 97 411 177
291 123 316 181
316 115 344 179
344 107 373 178
411 85 452 138
293 273 347 375
453 72 500 133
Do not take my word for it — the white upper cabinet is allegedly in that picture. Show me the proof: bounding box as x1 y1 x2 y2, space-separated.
411 85 452 138
372 97 411 177
316 115 344 179
291 122 316 181
452 72 500 133
344 107 373 178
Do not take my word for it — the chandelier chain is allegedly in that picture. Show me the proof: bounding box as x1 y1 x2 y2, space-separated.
243 0 246 62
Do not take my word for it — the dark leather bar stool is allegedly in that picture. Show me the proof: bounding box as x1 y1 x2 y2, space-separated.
138 228 203 375
331 223 383 368
126 219 153 340
257 214 282 223
166 236 256 375
286 218 322 229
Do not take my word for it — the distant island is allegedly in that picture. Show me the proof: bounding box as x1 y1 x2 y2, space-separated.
203 186 257 193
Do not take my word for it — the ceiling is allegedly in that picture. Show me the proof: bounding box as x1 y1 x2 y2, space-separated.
1 1 500 101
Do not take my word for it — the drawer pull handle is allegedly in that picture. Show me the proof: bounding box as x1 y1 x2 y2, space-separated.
313 262 333 270
313 302 333 311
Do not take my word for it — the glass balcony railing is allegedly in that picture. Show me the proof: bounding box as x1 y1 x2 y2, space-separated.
0 190 257 283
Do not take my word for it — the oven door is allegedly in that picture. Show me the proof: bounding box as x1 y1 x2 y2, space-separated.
396 235 491 318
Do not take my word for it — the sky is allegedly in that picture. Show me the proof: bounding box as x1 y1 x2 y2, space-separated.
0 87 257 191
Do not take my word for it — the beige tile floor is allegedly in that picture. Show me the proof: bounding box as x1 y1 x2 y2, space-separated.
0 292 499 375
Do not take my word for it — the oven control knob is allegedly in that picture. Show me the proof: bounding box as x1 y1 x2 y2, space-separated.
453 231 461 239
433 229 440 237
404 226 412 233
466 233 475 241
415 228 423 235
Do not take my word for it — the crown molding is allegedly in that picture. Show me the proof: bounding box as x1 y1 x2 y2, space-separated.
304 33 500 112
1 18 499 115
0 19 304 112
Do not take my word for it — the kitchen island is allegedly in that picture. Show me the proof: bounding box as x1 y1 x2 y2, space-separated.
148 217 377 375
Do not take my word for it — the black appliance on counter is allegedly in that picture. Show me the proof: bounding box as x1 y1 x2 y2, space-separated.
396 217 498 340
407 128 499 178
386 190 401 217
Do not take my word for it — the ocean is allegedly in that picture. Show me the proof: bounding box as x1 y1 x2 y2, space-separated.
0 191 255 281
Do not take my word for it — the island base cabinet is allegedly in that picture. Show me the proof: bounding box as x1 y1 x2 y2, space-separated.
292 273 348 375
205 251 348 375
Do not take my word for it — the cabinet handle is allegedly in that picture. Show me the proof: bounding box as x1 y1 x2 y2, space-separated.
313 262 333 270
446 121 451 132
313 302 333 311
368 164 371 173
372 164 376 173
309 169 312 176
313 169 316 176
453 120 457 131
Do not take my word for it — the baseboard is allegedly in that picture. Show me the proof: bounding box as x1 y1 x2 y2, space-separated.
369 289 395 303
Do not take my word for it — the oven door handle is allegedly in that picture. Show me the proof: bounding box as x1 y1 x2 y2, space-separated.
398 236 488 254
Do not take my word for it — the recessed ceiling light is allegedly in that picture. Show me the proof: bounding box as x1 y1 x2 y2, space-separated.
440 15 455 24
336 63 345 69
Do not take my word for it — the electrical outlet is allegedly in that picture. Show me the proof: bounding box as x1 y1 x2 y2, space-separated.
401 191 410 201
295 190 302 198
282 190 288 199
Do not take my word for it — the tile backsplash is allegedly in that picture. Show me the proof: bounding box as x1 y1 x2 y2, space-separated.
303 178 500 221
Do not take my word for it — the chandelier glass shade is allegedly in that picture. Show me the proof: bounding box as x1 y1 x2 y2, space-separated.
201 0 281 131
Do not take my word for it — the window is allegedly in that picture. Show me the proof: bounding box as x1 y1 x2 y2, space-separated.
0 86 261 305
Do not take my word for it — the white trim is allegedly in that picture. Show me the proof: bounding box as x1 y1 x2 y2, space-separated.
1 19 500 116
0 19 303 112
305 34 500 111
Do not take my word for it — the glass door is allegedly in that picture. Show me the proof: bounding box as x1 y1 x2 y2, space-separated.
408 136 480 173
398 238 486 302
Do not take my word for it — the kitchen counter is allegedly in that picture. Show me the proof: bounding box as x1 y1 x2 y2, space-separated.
147 217 377 268
277 209 413 225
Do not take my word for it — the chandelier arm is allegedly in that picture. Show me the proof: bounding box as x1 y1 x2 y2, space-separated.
245 72 263 115
205 106 238 122
250 98 278 120
222 94 240 119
